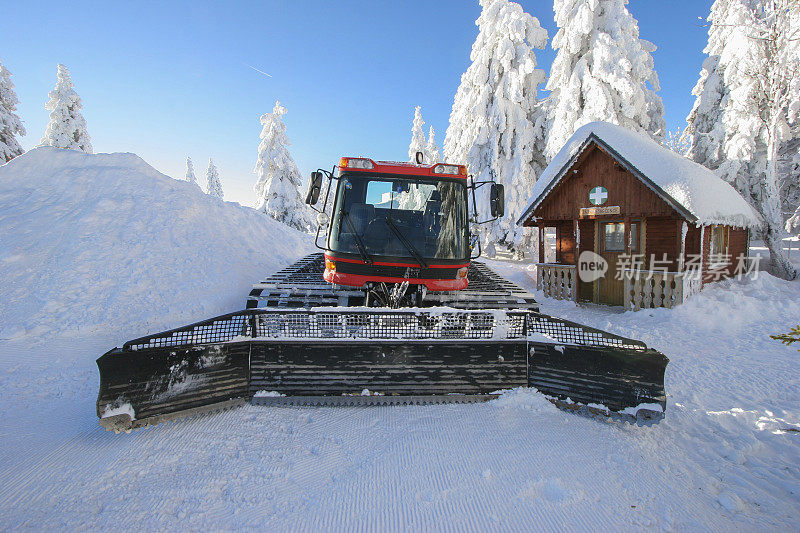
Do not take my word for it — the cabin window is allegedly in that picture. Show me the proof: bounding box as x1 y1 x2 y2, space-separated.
603 222 626 252
709 225 729 260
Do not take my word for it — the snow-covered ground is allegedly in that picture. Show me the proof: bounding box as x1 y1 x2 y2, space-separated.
1 149 799 530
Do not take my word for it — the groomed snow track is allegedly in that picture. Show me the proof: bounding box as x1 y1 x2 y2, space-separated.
96 254 668 432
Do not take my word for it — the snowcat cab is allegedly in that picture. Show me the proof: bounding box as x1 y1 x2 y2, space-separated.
305 155 504 306
95 153 668 434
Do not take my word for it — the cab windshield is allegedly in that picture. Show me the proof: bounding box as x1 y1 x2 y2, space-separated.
329 174 468 261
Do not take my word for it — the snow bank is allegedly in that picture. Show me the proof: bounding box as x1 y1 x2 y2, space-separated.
0 147 312 341
520 122 761 229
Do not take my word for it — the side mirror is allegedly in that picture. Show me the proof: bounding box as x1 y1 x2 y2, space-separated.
490 183 505 218
306 172 323 205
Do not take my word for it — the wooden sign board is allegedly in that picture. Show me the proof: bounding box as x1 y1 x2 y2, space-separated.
580 205 621 217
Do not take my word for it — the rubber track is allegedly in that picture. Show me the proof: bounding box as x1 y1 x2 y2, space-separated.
247 253 540 311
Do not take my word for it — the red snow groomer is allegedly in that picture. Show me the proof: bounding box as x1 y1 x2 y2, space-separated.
96 154 668 433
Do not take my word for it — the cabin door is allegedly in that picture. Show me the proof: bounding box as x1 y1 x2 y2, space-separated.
598 221 625 306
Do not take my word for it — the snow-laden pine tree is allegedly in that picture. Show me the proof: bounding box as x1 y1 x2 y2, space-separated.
545 0 665 160
426 126 441 164
253 101 311 232
206 159 223 199
408 106 427 163
683 0 799 280
40 64 92 153
444 0 549 250
184 157 198 186
0 58 26 163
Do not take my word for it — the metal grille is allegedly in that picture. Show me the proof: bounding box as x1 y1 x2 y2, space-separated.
251 310 524 340
526 314 647 350
123 309 646 352
125 309 526 349
124 313 255 350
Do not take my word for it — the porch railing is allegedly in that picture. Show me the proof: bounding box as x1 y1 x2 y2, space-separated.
536 263 577 301
623 269 702 311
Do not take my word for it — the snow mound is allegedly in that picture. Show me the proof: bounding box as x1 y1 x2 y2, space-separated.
0 147 312 341
491 387 556 412
520 121 761 229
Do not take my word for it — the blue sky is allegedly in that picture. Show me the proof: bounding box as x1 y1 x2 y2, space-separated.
4 0 714 206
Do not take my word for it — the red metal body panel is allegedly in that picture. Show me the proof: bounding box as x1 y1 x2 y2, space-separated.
323 269 469 291
325 253 469 270
338 158 467 179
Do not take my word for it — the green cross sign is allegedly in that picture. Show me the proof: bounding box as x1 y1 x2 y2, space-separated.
589 186 608 206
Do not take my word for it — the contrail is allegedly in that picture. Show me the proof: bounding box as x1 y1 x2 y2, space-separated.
245 63 273 78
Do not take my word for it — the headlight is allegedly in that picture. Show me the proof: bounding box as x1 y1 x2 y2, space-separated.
325 259 336 272
339 157 375 170
433 164 460 175
457 266 468 279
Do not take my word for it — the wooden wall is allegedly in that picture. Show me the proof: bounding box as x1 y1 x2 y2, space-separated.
684 224 702 259
645 218 681 271
555 221 576 265
728 228 749 273
527 144 679 223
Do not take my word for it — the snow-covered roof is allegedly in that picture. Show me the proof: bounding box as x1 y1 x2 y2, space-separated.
518 122 761 229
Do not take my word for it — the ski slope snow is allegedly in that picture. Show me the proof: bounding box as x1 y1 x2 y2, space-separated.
0 147 312 341
1 148 799 530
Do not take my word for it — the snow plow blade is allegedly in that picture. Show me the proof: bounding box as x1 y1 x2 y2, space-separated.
97 308 667 432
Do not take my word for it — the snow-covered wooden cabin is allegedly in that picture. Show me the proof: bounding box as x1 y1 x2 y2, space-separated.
518 122 760 310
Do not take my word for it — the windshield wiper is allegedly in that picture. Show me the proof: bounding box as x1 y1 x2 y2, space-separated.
385 217 428 269
342 212 373 265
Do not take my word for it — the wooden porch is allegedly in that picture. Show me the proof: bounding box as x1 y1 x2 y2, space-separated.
536 263 703 310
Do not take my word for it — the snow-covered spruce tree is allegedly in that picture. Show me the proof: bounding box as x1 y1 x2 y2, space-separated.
444 0 549 250
253 101 311 232
408 106 427 163
426 125 441 164
0 58 25 163
545 0 665 160
684 0 799 280
206 158 223 199
40 64 92 153
184 157 198 186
